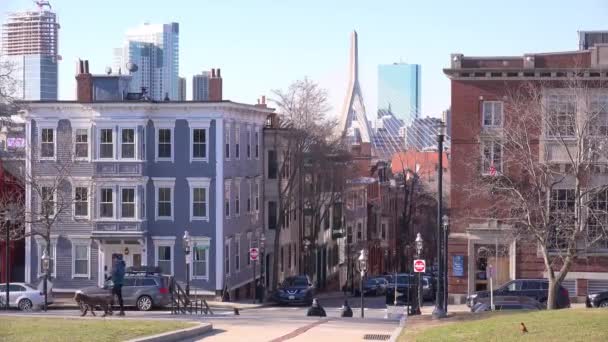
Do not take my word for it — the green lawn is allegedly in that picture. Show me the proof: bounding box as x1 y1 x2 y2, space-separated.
400 309 608 342
0 317 196 342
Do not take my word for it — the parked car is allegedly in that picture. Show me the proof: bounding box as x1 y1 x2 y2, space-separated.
385 274 416 305
76 269 171 311
586 290 608 308
354 278 384 296
272 275 315 306
472 296 544 313
466 279 570 309
0 283 54 311
373 277 389 295
421 276 435 301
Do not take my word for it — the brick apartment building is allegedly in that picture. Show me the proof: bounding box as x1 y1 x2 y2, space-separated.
444 31 608 304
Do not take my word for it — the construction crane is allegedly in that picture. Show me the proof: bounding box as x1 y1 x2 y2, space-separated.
34 1 52 11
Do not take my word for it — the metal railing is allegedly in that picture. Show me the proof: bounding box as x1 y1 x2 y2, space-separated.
169 277 213 315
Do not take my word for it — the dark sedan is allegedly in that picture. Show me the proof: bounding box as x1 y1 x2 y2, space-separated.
354 278 383 296
385 274 416 305
272 275 314 306
466 279 570 309
586 290 608 308
472 296 544 313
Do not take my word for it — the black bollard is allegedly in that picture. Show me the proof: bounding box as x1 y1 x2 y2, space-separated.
340 299 353 317
306 298 327 317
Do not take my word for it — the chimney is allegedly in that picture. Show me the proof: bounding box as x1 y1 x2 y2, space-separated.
76 59 93 103
255 95 267 108
209 67 223 101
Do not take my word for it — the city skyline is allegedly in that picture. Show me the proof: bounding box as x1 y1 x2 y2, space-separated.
377 63 421 126
1 0 607 119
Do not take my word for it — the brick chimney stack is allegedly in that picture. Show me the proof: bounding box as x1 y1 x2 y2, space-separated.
255 95 267 108
209 68 223 101
76 59 93 103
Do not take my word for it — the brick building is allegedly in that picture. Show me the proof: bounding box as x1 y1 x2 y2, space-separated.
444 32 608 304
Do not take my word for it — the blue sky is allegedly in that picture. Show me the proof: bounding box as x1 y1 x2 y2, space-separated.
2 0 607 119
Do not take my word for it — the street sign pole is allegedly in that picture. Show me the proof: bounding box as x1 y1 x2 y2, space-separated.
488 265 494 311
253 257 257 304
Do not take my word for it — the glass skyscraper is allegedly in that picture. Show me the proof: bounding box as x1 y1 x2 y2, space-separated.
192 71 211 101
377 63 421 126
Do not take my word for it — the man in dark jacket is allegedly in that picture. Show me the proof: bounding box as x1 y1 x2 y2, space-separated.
111 255 126 316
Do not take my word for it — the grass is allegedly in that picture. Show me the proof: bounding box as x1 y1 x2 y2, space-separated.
0 316 196 342
399 309 608 342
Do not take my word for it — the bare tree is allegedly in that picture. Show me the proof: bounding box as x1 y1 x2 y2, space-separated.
466 76 608 309
0 55 21 117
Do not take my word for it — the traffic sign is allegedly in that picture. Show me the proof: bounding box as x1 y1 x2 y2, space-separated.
413 259 426 273
249 247 259 261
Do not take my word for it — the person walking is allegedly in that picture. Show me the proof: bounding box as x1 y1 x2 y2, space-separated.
111 255 126 316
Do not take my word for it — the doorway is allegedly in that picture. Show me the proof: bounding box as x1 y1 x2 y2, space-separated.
474 244 510 291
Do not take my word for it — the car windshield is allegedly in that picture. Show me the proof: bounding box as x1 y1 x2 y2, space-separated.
364 279 377 285
283 277 308 287
395 275 413 284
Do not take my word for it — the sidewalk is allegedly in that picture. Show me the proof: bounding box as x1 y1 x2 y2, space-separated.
49 296 271 311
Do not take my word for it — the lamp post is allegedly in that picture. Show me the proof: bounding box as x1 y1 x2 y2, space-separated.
3 203 17 310
357 249 367 318
41 248 50 312
183 230 191 296
259 233 266 302
303 239 311 277
432 121 447 319
442 215 449 313
414 233 424 315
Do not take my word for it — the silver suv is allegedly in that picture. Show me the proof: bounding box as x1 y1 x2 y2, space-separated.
77 269 171 311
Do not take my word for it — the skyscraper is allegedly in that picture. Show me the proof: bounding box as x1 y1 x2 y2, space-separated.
178 77 186 101
377 63 421 126
1 1 59 100
192 71 210 101
114 22 179 101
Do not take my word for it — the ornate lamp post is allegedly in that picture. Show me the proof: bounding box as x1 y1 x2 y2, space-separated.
303 239 311 277
357 249 368 318
414 233 424 315
41 248 50 312
183 230 191 296
442 215 449 313
259 233 266 302
433 122 447 319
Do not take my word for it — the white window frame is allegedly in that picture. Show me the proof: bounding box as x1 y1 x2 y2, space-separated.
36 237 57 277
481 140 503 175
154 120 175 162
187 177 211 221
153 236 175 276
190 236 211 280
120 127 137 160
255 127 260 159
247 232 252 266
225 180 231 218
153 178 175 221
99 187 115 219
255 178 260 212
246 126 252 159
225 123 231 160
73 185 90 220
235 126 241 160
119 186 137 220
482 101 504 128
188 119 211 163
234 178 241 216
73 125 91 161
235 234 241 272
225 238 231 276
39 126 57 161
70 238 91 278
97 126 116 160
247 179 252 213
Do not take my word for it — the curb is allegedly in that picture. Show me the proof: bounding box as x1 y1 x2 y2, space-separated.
388 326 402 342
125 322 212 342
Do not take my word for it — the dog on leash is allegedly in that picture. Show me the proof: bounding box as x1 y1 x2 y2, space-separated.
74 292 113 317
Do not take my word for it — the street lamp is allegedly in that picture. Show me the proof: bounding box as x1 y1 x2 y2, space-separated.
303 239 311 277
414 233 424 315
41 248 50 312
259 233 266 302
442 215 449 313
357 249 368 318
183 230 191 296
432 121 447 319
3 203 17 310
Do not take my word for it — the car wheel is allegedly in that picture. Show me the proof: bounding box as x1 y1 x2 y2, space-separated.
18 299 33 311
137 295 153 311
599 300 608 308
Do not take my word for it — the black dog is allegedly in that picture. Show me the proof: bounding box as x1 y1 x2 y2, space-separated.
74 292 113 317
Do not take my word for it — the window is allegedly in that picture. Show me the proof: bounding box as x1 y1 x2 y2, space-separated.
235 126 240 159
247 180 252 213
225 240 230 276
255 130 259 159
268 201 277 230
481 140 502 174
247 129 251 159
381 223 387 240
587 189 608 249
74 128 88 159
357 222 363 241
193 246 208 278
549 189 575 249
100 188 113 218
192 128 207 160
225 125 230 159
505 281 523 292
347 225 353 244
546 94 576 137
356 191 364 207
121 128 135 159
225 181 231 217
235 236 241 271
41 186 55 216
268 150 278 179
157 246 172 275
482 101 503 127
590 94 608 136
121 188 135 218
247 233 252 266
100 128 113 159
73 244 89 277
40 128 55 159
158 188 172 218
187 178 211 221
157 128 172 159
235 180 241 216
74 187 88 218
255 181 260 212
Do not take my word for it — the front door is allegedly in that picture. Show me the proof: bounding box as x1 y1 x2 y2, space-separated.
104 245 143 278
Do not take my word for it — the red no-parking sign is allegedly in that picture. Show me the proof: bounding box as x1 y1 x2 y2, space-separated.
249 248 259 261
413 259 426 273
